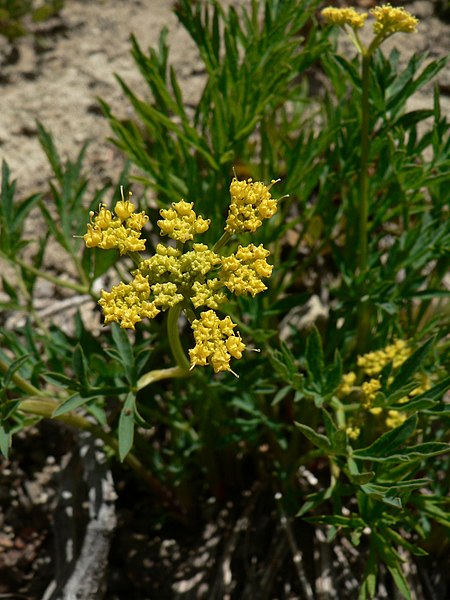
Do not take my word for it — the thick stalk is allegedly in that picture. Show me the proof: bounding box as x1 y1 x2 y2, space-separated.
167 304 190 371
356 52 372 353
18 398 184 518
0 359 185 519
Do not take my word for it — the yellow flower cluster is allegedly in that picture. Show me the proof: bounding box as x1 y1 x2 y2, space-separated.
371 4 419 35
220 244 273 297
157 200 210 243
339 339 433 438
84 199 148 254
226 178 278 234
346 425 361 440
321 7 368 29
321 4 418 43
385 409 407 429
85 178 278 374
338 371 356 397
189 310 245 374
361 378 381 409
99 273 159 330
357 338 411 376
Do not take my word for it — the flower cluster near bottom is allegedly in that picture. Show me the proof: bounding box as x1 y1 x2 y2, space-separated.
84 178 278 374
339 339 431 438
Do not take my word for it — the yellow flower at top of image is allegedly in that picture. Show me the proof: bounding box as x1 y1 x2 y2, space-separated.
83 194 148 254
321 6 368 29
371 4 419 36
225 177 278 234
157 200 210 244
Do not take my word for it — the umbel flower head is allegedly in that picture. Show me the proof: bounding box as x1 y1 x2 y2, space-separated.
84 177 279 374
321 4 418 54
338 339 431 438
84 192 148 254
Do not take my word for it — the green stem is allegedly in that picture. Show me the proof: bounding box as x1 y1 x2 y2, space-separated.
167 304 190 371
356 52 372 353
0 358 45 397
137 365 189 391
18 397 185 519
212 231 232 253
13 256 90 295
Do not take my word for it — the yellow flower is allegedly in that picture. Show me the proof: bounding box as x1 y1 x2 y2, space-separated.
361 378 381 408
339 371 357 397
220 244 272 297
225 178 278 234
385 409 407 429
321 6 368 29
357 339 411 376
83 199 148 254
99 273 160 330
191 279 227 309
371 4 419 36
158 200 210 243
189 310 245 374
346 425 361 440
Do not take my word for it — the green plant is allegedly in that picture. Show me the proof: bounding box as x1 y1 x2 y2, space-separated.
1 1 450 597
0 0 63 42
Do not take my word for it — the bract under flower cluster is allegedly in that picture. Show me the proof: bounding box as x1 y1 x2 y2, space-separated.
84 178 278 374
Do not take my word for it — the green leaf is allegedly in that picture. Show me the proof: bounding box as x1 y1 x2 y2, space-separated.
2 354 30 388
360 483 402 508
304 514 366 529
118 393 136 461
305 325 324 384
0 424 10 458
359 545 377 600
294 421 332 453
72 344 89 389
389 337 435 393
354 441 449 463
52 393 96 417
387 564 411 600
353 414 418 459
382 526 428 557
111 324 135 385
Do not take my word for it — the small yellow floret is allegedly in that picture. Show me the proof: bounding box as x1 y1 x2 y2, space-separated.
339 371 357 397
371 4 419 35
99 273 159 330
226 178 278 234
385 409 407 429
321 7 368 29
361 378 381 408
346 425 361 440
357 339 411 376
189 310 246 374
158 200 210 243
220 244 272 297
83 200 148 254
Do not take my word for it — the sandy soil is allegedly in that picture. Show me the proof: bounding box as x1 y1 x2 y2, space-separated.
0 0 203 198
1 1 449 201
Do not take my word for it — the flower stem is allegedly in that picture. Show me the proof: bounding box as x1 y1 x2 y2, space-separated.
356 52 372 353
8 255 90 295
18 397 186 520
167 304 190 371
